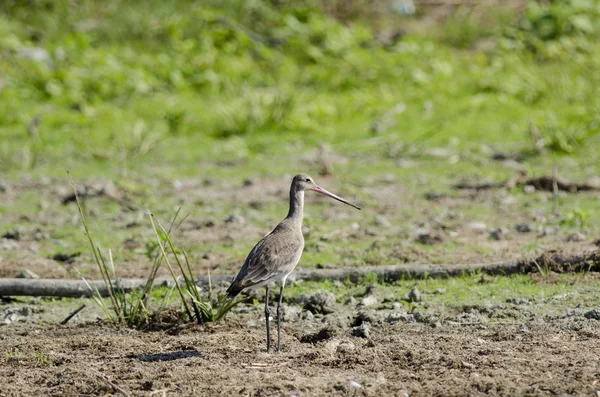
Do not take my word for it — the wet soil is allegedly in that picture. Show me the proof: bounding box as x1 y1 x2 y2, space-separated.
1 318 599 396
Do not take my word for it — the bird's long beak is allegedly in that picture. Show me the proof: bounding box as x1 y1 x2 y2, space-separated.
311 186 361 210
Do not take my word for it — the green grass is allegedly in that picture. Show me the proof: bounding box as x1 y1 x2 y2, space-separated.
1 0 600 278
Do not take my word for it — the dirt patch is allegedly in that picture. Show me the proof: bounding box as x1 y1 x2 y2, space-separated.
1 319 599 396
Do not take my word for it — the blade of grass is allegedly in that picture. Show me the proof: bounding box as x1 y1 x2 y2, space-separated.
149 212 194 321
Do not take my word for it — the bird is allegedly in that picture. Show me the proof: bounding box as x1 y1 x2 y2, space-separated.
226 173 361 353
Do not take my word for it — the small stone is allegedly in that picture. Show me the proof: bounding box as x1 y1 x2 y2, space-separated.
17 269 39 279
0 239 19 251
414 230 444 245
387 311 411 324
224 214 245 224
282 305 302 323
515 224 532 233
298 291 336 314
374 215 391 228
584 309 600 320
0 182 7 193
301 311 314 321
408 287 421 302
348 380 362 389
566 232 586 242
360 295 378 307
523 185 536 194
172 180 183 191
300 327 337 343
351 323 371 338
433 288 445 294
539 226 559 237
353 310 378 326
501 195 517 205
466 222 487 232
489 227 509 241
344 297 357 306
2 228 21 240
336 341 355 353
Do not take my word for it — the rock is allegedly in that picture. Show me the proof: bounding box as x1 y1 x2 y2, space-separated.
351 323 371 338
466 221 487 232
298 291 337 314
523 185 536 194
539 226 559 237
414 230 444 245
3 307 33 325
353 310 378 326
300 327 338 343
348 380 362 389
336 341 356 353
433 288 445 295
0 182 7 193
301 311 314 321
282 305 302 323
584 309 600 320
17 269 39 279
408 287 421 302
387 311 412 324
344 297 357 306
0 239 19 251
224 214 245 224
360 295 378 307
374 215 391 228
515 224 533 233
2 228 21 240
489 227 509 241
566 232 586 242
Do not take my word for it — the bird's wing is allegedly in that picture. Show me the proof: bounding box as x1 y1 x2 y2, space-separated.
227 228 303 295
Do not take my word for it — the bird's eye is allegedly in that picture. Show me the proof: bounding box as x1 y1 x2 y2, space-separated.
305 178 311 182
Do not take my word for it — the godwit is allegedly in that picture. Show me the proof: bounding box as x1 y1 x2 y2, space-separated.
226 173 360 353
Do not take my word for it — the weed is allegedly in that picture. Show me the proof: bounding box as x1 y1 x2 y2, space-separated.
150 213 246 323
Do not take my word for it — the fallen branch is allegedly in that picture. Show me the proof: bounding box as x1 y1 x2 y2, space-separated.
454 173 600 192
0 250 598 298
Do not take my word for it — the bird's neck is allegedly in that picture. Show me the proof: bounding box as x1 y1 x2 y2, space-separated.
286 187 304 221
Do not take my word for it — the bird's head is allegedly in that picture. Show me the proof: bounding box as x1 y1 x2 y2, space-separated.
292 173 360 210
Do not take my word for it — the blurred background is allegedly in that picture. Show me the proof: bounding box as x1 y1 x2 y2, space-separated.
0 0 599 279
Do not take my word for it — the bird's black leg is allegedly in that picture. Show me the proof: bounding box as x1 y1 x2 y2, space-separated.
265 286 271 353
276 281 285 352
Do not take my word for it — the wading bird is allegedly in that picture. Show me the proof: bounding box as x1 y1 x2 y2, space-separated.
226 173 361 353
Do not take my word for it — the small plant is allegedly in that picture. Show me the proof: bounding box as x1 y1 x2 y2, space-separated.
68 171 157 327
149 214 246 323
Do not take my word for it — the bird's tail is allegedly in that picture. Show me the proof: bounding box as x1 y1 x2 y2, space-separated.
225 282 243 300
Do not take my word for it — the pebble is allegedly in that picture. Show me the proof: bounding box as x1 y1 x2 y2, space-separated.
515 224 533 233
523 185 536 194
466 221 487 232
297 291 336 314
348 380 362 389
344 297 357 306
360 295 378 307
2 228 21 240
351 323 371 338
408 287 421 302
0 239 19 251
374 215 392 228
282 305 302 322
584 309 600 320
224 214 245 224
489 227 509 241
387 311 412 324
17 269 39 279
566 232 586 242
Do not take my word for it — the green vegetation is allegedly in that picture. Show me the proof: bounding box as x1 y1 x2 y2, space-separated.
1 1 599 297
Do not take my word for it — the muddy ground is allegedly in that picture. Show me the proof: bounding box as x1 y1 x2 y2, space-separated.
1 171 600 396
1 314 599 396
